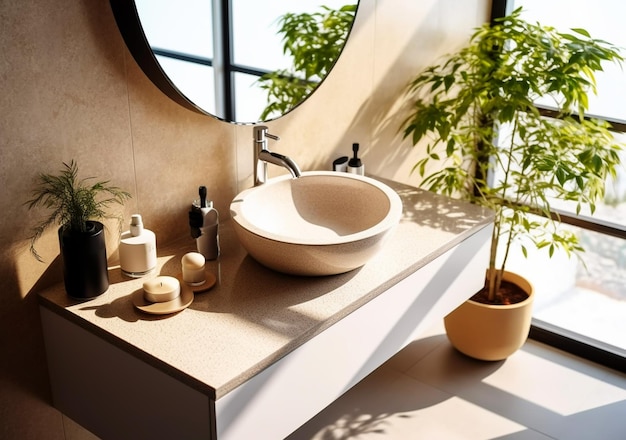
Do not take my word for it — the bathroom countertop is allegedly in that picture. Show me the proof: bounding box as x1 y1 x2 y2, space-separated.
38 179 493 400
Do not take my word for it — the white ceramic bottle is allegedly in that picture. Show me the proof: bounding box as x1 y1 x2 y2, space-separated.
189 186 220 261
119 214 157 277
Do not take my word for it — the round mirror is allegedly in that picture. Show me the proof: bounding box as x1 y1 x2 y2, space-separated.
110 0 358 124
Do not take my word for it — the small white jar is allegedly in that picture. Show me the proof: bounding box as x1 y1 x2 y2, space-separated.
182 252 206 286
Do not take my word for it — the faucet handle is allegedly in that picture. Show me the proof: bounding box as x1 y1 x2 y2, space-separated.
254 125 280 142
266 132 280 141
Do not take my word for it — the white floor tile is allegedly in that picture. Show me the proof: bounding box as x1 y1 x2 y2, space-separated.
287 366 542 440
289 332 626 440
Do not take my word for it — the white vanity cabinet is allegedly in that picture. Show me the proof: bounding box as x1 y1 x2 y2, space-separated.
39 182 493 439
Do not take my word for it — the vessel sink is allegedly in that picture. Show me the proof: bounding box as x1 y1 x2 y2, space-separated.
230 171 403 276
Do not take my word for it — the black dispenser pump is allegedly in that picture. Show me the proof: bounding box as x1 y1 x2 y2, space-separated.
347 143 364 175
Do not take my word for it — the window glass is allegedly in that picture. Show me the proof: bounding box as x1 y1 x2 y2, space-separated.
231 0 350 70
504 222 626 353
512 0 626 122
233 72 268 122
549 141 626 229
495 125 626 227
156 56 216 114
135 0 213 58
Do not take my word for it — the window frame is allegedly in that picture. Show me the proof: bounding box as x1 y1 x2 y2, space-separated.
151 0 277 121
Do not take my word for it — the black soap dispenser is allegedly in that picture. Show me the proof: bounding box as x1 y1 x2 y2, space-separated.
332 156 349 172
347 143 364 175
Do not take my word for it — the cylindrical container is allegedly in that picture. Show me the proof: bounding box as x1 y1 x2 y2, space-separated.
332 156 349 172
346 163 365 175
59 221 109 299
182 252 206 285
193 201 220 260
143 276 180 303
119 214 157 277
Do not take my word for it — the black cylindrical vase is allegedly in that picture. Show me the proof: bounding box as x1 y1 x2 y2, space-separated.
58 221 109 299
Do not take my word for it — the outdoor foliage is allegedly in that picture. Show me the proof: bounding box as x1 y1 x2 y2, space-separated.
257 4 356 120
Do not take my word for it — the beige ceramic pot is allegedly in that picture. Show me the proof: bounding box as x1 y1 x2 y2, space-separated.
444 271 534 361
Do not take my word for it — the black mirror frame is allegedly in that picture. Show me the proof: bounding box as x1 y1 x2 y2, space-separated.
110 0 210 116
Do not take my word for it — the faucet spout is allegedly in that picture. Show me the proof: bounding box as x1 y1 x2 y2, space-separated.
258 150 302 179
253 125 302 185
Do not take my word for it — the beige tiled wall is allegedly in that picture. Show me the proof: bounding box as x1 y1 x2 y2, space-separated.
0 0 487 437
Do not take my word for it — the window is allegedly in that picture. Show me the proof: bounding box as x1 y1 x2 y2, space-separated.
492 0 626 369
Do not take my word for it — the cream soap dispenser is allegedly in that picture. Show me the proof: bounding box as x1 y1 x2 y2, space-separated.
119 214 157 277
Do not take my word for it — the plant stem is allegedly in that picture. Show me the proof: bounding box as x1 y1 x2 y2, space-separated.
489 115 518 300
497 114 528 298
487 208 502 299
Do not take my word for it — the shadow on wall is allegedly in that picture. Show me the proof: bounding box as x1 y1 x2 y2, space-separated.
321 1 487 186
348 2 472 180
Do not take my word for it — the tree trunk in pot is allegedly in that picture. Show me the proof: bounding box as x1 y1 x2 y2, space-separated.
444 271 534 361
58 221 109 299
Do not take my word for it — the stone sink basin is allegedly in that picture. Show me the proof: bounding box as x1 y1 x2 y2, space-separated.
230 171 403 276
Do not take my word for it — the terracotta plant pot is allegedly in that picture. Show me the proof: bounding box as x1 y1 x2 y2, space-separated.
444 271 534 361
58 221 109 299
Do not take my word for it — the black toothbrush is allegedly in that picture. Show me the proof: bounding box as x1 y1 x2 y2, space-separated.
199 186 207 208
189 186 207 238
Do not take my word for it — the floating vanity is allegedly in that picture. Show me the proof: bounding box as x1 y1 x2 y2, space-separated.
39 179 493 440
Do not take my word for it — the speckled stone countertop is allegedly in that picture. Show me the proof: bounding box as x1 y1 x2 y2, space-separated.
39 179 493 400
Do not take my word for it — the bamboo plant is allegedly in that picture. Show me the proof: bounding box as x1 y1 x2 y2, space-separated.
401 8 624 303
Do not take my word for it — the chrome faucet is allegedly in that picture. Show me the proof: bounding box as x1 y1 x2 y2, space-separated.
253 125 302 186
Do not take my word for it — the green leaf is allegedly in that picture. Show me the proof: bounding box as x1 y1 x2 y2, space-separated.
258 4 356 118
25 160 131 261
592 154 603 172
571 28 591 38
576 175 584 190
446 139 455 156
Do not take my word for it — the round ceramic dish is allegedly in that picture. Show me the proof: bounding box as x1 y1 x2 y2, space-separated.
132 273 217 315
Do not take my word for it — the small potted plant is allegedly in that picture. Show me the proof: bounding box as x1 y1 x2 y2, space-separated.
26 160 131 299
401 8 623 360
